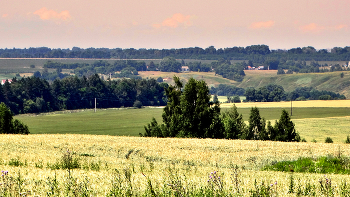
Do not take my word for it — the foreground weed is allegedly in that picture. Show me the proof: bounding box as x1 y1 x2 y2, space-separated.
340 180 350 196
249 179 277 197
0 170 29 196
319 175 335 197
230 164 241 194
8 158 26 167
108 168 133 196
46 172 60 196
207 171 224 194
48 149 81 170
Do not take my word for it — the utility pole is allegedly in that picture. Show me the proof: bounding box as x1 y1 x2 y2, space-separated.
95 98 96 113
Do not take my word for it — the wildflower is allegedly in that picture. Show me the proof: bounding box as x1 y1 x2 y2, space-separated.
270 184 273 187
214 171 216 174
209 176 212 179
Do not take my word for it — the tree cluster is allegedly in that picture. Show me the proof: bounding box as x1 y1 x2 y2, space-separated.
142 76 223 138
0 102 29 134
245 85 346 102
141 78 300 142
0 75 167 114
210 84 245 96
213 60 246 82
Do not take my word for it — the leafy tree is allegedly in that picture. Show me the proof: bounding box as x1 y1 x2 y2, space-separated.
277 69 285 74
233 96 241 103
159 57 182 72
0 102 29 134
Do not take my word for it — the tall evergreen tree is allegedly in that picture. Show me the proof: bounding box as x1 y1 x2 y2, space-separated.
221 105 246 139
246 107 268 140
274 110 300 142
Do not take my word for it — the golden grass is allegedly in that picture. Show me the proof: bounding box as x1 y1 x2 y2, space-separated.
221 100 350 108
1 134 350 195
295 116 350 143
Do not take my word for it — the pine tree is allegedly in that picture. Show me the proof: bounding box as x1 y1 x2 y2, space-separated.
246 107 268 140
221 105 245 139
274 110 300 142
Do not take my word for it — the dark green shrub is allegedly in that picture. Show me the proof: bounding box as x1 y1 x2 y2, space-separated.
325 137 333 143
133 100 143 108
345 136 350 144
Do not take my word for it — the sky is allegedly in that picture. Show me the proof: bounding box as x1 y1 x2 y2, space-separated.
0 0 349 50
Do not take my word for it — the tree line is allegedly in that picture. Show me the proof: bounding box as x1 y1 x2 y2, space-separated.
0 75 167 114
244 85 346 102
141 77 300 142
1 45 350 61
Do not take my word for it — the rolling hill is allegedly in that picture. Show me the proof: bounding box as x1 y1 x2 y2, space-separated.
140 70 350 98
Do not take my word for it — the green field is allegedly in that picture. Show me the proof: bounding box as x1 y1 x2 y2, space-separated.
16 106 350 142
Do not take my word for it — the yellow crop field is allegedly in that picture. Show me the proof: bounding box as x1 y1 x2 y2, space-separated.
1 134 350 196
221 100 350 108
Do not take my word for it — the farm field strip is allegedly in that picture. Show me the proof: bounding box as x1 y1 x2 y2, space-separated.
221 99 350 108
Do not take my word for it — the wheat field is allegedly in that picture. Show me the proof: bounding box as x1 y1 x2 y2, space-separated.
1 134 350 196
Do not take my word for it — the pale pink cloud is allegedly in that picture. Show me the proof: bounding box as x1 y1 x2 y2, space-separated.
153 13 193 28
249 20 275 29
334 24 347 30
33 7 71 21
2 14 8 18
299 23 325 33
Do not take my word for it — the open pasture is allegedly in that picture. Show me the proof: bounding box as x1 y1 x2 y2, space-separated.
1 134 350 195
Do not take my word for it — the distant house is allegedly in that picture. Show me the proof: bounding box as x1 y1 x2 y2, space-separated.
181 66 189 72
257 66 265 70
247 66 255 70
1 79 12 85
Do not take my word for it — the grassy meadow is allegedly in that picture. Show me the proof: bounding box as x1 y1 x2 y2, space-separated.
15 100 350 143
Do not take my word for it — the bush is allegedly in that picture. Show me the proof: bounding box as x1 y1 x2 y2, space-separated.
301 138 307 142
346 136 350 144
133 100 143 108
325 137 333 143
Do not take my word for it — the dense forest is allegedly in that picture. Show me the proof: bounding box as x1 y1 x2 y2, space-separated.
0 75 167 114
1 45 350 61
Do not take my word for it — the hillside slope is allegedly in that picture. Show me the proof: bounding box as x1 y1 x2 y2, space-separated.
237 70 350 98
140 70 350 98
